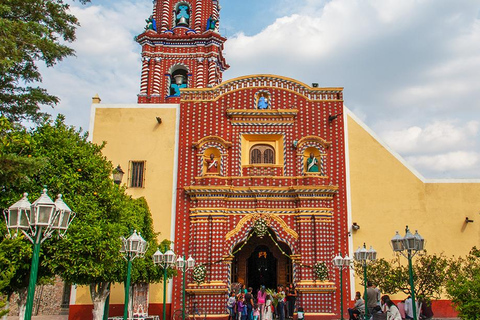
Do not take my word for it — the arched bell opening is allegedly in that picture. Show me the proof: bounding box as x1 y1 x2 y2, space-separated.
174 2 191 27
230 228 293 293
169 66 188 96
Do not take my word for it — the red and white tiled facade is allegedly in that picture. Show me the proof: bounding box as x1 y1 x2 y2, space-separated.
137 1 350 318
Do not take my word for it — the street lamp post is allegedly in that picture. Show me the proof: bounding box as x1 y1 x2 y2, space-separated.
176 255 195 320
391 226 425 320
353 244 377 319
120 230 148 320
3 189 75 320
112 165 125 185
153 248 176 320
333 253 352 320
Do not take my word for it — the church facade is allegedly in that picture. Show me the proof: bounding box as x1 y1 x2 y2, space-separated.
171 75 348 317
71 0 480 319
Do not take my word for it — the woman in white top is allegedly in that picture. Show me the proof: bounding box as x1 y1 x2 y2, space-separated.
263 295 273 320
381 295 402 320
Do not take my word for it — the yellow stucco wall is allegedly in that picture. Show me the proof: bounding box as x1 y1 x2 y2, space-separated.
346 110 480 296
423 183 480 253
74 104 179 304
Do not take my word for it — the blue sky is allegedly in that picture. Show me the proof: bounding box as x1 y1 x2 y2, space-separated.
39 0 480 179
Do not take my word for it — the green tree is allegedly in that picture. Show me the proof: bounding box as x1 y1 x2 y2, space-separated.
446 247 480 320
0 251 14 317
48 194 161 320
0 116 44 193
0 0 89 123
354 252 450 301
0 116 161 320
403 253 450 301
354 258 401 295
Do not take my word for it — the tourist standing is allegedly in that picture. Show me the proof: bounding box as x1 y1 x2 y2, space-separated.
257 286 267 320
241 284 247 294
245 287 254 320
253 304 260 320
364 282 380 315
227 292 237 320
238 296 248 320
276 285 286 320
420 299 434 320
404 296 414 320
286 283 297 319
264 295 273 320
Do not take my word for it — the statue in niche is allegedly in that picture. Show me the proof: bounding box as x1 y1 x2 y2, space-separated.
205 153 219 173
258 95 269 109
306 153 319 172
145 15 157 31
176 5 190 26
170 74 187 96
206 15 218 31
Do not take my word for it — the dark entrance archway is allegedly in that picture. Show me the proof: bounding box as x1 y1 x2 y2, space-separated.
247 245 277 291
231 229 292 293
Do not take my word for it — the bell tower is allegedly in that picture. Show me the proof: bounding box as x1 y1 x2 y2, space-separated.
136 0 229 103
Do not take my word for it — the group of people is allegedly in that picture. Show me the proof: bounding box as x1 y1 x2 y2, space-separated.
347 282 434 320
227 284 301 320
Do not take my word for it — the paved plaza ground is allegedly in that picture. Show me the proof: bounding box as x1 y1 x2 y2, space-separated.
5 316 462 320
7 316 68 320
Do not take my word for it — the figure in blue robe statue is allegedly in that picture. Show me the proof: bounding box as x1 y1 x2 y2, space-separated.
258 96 269 109
206 15 218 31
170 82 187 96
145 15 156 31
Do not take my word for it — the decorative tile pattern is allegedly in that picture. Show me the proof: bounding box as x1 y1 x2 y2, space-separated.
138 2 349 317
171 75 348 316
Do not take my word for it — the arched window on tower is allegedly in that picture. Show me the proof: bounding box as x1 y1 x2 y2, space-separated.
174 2 191 27
169 66 188 96
250 144 275 164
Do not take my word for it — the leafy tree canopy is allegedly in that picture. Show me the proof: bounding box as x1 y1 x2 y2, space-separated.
0 117 45 201
0 116 162 302
0 236 54 298
0 0 89 123
354 252 451 301
0 243 15 316
446 247 480 320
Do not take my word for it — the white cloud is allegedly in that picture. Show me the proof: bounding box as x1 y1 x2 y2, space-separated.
39 0 151 129
222 0 480 178
407 151 480 173
381 120 479 155
36 0 480 178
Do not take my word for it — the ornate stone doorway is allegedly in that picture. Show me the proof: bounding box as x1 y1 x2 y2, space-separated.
231 229 293 293
247 245 277 291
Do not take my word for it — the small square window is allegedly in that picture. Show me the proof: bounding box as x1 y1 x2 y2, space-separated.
129 161 145 188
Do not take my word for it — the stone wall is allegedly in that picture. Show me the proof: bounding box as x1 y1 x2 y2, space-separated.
8 277 69 316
